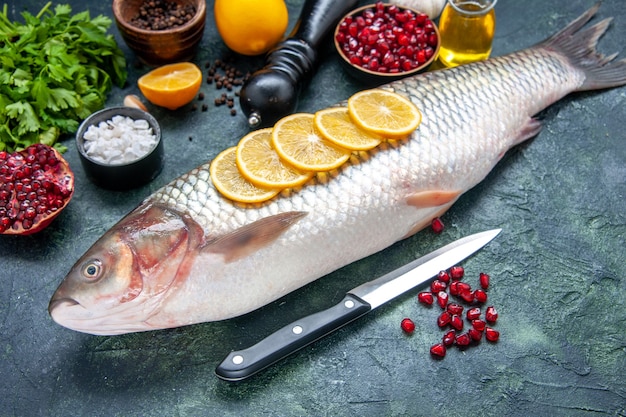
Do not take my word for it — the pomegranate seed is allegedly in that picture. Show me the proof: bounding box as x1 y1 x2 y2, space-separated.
485 327 500 342
417 291 434 305
466 307 481 321
436 291 449 308
456 282 471 293
455 333 471 347
437 311 452 328
459 290 475 304
449 281 459 296
446 303 463 316
449 266 464 280
473 289 488 303
479 272 490 289
485 306 498 323
430 279 447 293
431 217 444 234
401 318 416 333
442 330 456 346
472 319 486 332
468 328 483 341
437 270 450 283
430 343 446 358
450 314 463 331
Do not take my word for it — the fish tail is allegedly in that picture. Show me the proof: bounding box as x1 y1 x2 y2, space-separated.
539 2 626 91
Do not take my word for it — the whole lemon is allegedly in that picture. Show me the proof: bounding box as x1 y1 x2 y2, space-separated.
214 0 289 56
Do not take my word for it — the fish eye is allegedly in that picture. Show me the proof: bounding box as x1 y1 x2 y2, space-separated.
82 260 103 280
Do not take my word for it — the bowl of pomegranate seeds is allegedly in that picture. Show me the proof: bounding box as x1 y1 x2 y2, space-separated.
113 0 206 65
76 107 164 190
334 2 440 84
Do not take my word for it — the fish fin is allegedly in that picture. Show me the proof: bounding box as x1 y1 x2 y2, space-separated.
539 3 626 91
204 211 308 263
401 203 455 240
406 189 461 208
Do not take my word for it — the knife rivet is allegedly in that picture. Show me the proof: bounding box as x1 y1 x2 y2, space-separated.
232 355 244 365
344 300 354 309
292 325 303 335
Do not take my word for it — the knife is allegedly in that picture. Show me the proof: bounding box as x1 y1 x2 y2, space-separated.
215 229 501 381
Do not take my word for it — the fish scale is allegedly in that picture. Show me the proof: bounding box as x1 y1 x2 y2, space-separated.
49 4 626 335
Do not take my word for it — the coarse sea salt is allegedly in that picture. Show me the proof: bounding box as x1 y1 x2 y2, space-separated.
82 115 158 165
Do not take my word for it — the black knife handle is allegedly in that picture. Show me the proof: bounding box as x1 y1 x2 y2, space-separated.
215 294 371 381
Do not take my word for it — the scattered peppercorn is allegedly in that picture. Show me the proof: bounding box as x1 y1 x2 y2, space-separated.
201 58 257 117
129 0 196 31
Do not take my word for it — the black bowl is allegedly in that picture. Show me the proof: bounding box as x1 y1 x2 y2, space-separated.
76 107 164 190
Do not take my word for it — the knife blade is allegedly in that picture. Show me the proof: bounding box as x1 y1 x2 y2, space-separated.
215 228 501 381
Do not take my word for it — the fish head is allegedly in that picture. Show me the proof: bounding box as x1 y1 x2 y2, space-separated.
49 204 195 335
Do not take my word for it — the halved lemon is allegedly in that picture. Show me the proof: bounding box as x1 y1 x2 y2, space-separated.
314 107 384 151
236 128 314 188
138 62 202 110
271 113 352 171
210 147 280 203
347 89 422 138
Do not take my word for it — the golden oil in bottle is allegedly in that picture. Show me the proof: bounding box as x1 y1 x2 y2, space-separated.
438 0 497 67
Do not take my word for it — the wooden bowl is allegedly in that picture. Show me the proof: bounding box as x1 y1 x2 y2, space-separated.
334 3 440 85
112 0 206 66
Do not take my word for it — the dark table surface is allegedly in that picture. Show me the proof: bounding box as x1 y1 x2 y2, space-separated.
1 1 625 416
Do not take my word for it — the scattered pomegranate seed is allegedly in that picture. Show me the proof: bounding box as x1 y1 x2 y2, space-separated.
468 328 483 341
417 291 434 305
437 311 452 328
455 333 471 347
473 289 488 303
409 265 502 359
437 270 450 284
485 306 498 323
449 266 464 280
431 217 444 234
436 291 449 308
430 343 446 358
459 290 475 304
466 307 481 321
485 327 500 342
479 272 490 289
446 303 463 316
472 319 486 332
449 281 459 296
442 330 456 346
430 279 447 293
450 314 463 331
401 318 416 333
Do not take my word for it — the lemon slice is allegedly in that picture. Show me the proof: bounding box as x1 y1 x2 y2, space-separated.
314 107 384 151
138 62 202 110
236 128 314 188
271 113 352 171
210 147 280 203
347 89 422 138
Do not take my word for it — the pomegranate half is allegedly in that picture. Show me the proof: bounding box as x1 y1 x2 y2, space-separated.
0 144 74 235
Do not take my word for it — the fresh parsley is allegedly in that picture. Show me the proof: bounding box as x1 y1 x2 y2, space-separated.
0 2 127 152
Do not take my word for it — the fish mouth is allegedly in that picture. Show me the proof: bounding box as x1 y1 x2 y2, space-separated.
48 295 159 335
48 297 85 328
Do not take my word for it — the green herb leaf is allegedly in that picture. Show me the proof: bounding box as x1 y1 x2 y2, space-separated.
0 2 127 152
